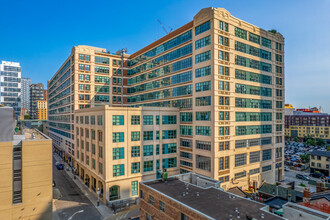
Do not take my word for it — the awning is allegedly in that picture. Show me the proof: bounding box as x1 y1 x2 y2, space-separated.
274 208 283 216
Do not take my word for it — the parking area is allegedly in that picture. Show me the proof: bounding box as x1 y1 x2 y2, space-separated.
284 141 329 177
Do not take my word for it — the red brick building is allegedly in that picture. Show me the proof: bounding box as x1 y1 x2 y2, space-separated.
139 173 283 220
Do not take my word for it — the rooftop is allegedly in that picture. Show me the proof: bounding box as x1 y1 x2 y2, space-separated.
22 128 48 140
265 197 288 209
284 202 330 219
310 150 330 157
142 174 283 220
311 191 330 202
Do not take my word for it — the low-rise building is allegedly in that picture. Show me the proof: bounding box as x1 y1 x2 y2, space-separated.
74 106 180 203
139 172 284 220
283 202 330 220
299 188 330 215
285 105 330 142
310 151 330 176
0 107 52 220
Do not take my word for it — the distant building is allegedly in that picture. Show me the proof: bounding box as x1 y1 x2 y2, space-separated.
19 107 28 120
285 104 295 116
30 83 44 119
310 151 330 176
139 172 283 220
0 61 21 116
43 89 47 100
21 77 31 112
285 104 330 141
0 107 52 219
37 100 47 120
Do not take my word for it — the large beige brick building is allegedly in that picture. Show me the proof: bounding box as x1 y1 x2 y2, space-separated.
48 7 285 203
0 107 52 220
74 106 179 202
48 46 125 163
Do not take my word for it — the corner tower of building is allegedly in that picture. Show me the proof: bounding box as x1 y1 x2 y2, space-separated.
126 7 285 189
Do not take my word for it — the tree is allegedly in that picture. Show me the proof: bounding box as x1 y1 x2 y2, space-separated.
306 139 316 146
316 139 326 146
327 146 330 152
268 29 277 33
24 115 30 119
294 137 299 142
300 153 310 164
285 135 290 140
303 136 308 142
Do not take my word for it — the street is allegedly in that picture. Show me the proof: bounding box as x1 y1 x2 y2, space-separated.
53 156 103 220
282 168 319 192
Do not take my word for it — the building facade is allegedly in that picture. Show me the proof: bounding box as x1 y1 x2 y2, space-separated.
21 77 31 113
0 107 52 220
310 151 330 176
30 83 44 119
49 7 285 194
43 89 47 100
285 106 330 141
74 106 179 202
48 46 125 163
127 7 285 190
0 61 21 116
37 100 47 120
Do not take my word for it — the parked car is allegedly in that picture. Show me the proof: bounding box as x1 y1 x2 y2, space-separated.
296 173 310 181
284 166 289 171
55 161 60 166
309 173 325 178
56 163 64 170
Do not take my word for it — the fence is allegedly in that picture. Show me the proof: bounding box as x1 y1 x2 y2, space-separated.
108 197 139 213
308 180 330 188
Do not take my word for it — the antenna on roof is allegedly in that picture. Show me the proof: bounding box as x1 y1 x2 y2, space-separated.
157 19 173 35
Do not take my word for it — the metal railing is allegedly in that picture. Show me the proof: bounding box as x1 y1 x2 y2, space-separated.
108 197 139 214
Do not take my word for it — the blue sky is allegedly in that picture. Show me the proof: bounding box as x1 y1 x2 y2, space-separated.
1 0 329 112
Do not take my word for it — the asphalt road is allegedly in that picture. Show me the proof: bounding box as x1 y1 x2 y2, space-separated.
281 169 320 192
53 156 102 220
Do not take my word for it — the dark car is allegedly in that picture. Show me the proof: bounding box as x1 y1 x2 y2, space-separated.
309 173 325 178
296 173 310 181
56 164 64 170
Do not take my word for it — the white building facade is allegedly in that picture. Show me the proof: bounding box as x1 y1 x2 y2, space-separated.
0 61 22 116
21 77 31 112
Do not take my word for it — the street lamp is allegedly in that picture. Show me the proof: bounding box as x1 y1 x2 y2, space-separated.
97 188 100 207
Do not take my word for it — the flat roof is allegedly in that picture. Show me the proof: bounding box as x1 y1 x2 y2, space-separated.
143 177 283 220
22 128 49 140
284 203 330 219
310 150 330 157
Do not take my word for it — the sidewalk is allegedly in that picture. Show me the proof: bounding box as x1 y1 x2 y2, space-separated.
104 205 139 220
53 154 114 219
